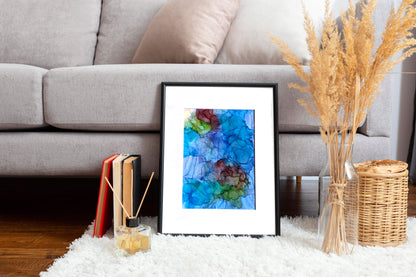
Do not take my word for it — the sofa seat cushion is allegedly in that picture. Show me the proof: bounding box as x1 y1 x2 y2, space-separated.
0 0 101 69
0 132 159 177
0 63 48 130
43 64 324 132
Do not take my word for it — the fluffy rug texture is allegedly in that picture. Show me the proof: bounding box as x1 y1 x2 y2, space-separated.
41 217 416 277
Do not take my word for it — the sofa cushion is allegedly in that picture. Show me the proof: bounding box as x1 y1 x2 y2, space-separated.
216 0 330 65
43 64 324 132
279 134 391 176
0 64 48 130
131 0 240 64
0 132 159 177
94 0 167 65
0 0 101 69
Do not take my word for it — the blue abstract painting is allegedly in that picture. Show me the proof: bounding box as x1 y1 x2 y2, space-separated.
183 109 255 209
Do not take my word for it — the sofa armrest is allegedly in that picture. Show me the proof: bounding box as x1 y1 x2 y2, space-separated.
357 86 391 137
360 0 403 137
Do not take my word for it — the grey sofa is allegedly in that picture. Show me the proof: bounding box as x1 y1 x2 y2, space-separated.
0 0 395 178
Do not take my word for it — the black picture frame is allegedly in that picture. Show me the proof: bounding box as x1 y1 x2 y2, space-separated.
158 82 279 236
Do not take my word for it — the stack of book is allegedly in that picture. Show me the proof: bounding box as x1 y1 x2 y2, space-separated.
93 154 142 238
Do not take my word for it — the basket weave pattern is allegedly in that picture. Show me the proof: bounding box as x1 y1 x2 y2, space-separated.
356 162 408 247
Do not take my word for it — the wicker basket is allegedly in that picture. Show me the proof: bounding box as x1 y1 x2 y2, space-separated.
354 160 408 247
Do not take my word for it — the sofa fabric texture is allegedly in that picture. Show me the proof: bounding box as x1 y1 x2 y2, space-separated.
94 0 166 65
0 132 390 177
358 76 392 137
0 64 47 130
132 0 240 64
0 0 101 69
43 64 323 132
0 0 397 177
279 134 391 176
43 63 389 135
0 132 160 177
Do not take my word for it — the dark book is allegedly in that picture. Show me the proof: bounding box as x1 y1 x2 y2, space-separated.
121 155 141 225
132 156 142 216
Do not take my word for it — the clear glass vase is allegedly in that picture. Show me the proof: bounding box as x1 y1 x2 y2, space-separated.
318 142 359 254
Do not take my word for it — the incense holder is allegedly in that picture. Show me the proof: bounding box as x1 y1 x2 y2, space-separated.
115 217 151 255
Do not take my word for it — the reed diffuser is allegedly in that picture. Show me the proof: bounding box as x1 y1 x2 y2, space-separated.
269 0 416 255
105 172 154 255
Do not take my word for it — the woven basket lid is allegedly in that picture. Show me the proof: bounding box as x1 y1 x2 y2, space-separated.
354 159 408 174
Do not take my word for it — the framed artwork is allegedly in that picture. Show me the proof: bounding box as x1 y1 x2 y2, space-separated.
159 82 279 236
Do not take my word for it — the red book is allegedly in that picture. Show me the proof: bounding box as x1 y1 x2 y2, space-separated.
93 154 119 238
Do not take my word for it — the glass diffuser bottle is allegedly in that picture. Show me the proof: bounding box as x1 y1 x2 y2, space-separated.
115 217 152 255
105 172 155 256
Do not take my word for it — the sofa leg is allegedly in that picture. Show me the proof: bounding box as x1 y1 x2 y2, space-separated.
296 176 302 185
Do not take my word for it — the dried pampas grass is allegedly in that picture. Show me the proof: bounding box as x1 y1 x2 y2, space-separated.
269 0 416 255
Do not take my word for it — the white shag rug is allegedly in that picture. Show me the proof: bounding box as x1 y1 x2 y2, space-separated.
41 217 416 277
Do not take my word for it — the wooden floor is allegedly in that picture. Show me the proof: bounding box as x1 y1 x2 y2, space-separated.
0 177 415 276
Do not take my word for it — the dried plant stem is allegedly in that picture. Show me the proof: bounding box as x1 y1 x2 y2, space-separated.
320 142 350 255
269 0 416 255
321 182 348 255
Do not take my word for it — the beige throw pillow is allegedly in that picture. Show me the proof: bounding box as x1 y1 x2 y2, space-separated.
216 0 332 65
132 0 240 64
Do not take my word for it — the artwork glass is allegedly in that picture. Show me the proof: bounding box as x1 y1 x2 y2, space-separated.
183 108 255 209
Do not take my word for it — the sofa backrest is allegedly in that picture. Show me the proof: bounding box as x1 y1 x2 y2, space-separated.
94 0 329 66
94 0 166 65
0 0 101 69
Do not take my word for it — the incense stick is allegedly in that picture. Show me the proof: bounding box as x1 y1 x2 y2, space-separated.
105 176 131 218
134 172 154 218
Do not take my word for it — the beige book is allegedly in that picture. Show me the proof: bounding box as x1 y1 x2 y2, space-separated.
112 154 128 231
122 156 139 225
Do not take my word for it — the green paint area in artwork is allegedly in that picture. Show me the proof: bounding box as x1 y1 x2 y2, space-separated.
183 181 248 209
184 113 212 135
